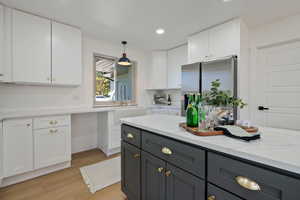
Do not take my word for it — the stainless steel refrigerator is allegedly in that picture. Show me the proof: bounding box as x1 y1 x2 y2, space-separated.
181 55 238 118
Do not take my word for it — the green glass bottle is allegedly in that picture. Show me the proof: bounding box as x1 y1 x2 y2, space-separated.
186 94 199 127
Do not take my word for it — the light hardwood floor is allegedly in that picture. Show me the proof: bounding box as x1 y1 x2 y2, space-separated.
0 149 126 200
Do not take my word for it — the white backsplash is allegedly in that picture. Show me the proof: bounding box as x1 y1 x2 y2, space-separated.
146 89 181 116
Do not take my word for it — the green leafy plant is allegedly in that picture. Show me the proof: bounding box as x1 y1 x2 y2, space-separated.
202 79 247 109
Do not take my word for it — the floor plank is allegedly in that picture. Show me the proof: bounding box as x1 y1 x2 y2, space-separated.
0 149 125 200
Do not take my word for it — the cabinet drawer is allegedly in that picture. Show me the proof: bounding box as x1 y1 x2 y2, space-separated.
207 152 300 200
33 115 70 129
34 127 71 169
142 131 205 178
207 184 242 200
121 124 141 147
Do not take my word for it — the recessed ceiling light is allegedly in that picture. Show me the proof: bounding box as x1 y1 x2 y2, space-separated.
156 28 165 35
223 0 233 2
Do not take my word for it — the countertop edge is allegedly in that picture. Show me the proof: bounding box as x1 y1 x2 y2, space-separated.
0 106 142 121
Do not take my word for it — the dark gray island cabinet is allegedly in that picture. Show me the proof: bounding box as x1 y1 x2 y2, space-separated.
121 124 300 200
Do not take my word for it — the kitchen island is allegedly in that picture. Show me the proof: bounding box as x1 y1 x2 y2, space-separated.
120 114 300 200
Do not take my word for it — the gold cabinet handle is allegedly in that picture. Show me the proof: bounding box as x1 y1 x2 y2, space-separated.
49 120 54 125
165 170 172 177
235 176 261 191
49 129 58 134
161 147 172 155
207 195 216 200
158 167 164 173
133 153 140 158
127 133 134 139
26 123 31 127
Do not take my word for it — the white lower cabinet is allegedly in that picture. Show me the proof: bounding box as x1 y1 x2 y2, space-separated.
3 119 33 177
2 115 71 180
34 126 71 169
0 121 3 183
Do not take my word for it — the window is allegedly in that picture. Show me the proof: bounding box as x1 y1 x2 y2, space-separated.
94 54 136 106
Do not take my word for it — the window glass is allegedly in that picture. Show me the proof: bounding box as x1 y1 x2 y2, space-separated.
94 54 136 106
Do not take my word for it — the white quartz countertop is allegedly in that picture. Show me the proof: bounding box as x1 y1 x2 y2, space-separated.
121 114 300 176
0 105 141 121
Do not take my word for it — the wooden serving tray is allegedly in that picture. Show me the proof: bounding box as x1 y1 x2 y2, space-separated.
179 123 224 136
179 123 259 136
237 125 259 133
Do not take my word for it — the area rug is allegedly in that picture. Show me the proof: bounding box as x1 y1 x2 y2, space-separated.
80 156 121 193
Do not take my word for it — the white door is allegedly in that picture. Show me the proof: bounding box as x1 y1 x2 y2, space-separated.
3 119 33 177
12 10 51 84
209 20 239 59
253 40 300 130
0 5 4 79
0 121 3 180
188 30 209 63
34 127 71 169
167 45 187 88
52 22 82 86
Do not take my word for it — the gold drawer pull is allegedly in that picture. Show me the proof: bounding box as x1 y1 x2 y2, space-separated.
158 167 164 173
127 133 134 139
161 147 172 155
49 120 54 125
49 129 58 134
235 176 261 191
133 153 140 158
207 196 216 200
165 170 172 177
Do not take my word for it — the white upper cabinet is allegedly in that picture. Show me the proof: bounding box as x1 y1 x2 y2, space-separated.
209 20 239 59
0 5 4 80
167 45 188 88
12 10 51 84
188 30 209 64
3 119 33 177
52 22 82 86
188 19 240 63
148 51 168 89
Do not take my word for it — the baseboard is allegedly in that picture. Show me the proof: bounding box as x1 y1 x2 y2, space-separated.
106 147 121 157
98 145 120 157
0 161 71 188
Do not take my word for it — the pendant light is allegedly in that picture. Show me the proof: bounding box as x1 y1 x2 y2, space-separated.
118 41 131 66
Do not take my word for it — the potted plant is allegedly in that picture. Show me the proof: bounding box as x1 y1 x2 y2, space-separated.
202 79 246 126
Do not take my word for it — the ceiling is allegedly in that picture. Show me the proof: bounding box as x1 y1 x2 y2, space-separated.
1 0 300 50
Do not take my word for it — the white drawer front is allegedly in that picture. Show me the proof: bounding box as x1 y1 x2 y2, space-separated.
33 115 70 129
34 127 71 169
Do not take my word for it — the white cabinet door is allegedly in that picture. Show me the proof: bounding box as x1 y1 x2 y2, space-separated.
3 119 33 177
0 121 3 181
149 51 168 89
188 30 209 63
209 20 240 59
167 45 187 88
52 22 82 86
34 126 71 169
0 5 4 80
12 10 51 84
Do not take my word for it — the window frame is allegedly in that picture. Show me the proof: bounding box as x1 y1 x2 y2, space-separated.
93 53 137 107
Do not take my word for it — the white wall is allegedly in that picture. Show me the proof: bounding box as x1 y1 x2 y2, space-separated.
0 36 151 153
0 36 150 111
249 13 300 123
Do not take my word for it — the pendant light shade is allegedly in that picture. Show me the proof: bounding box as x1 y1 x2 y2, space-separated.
118 41 131 66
